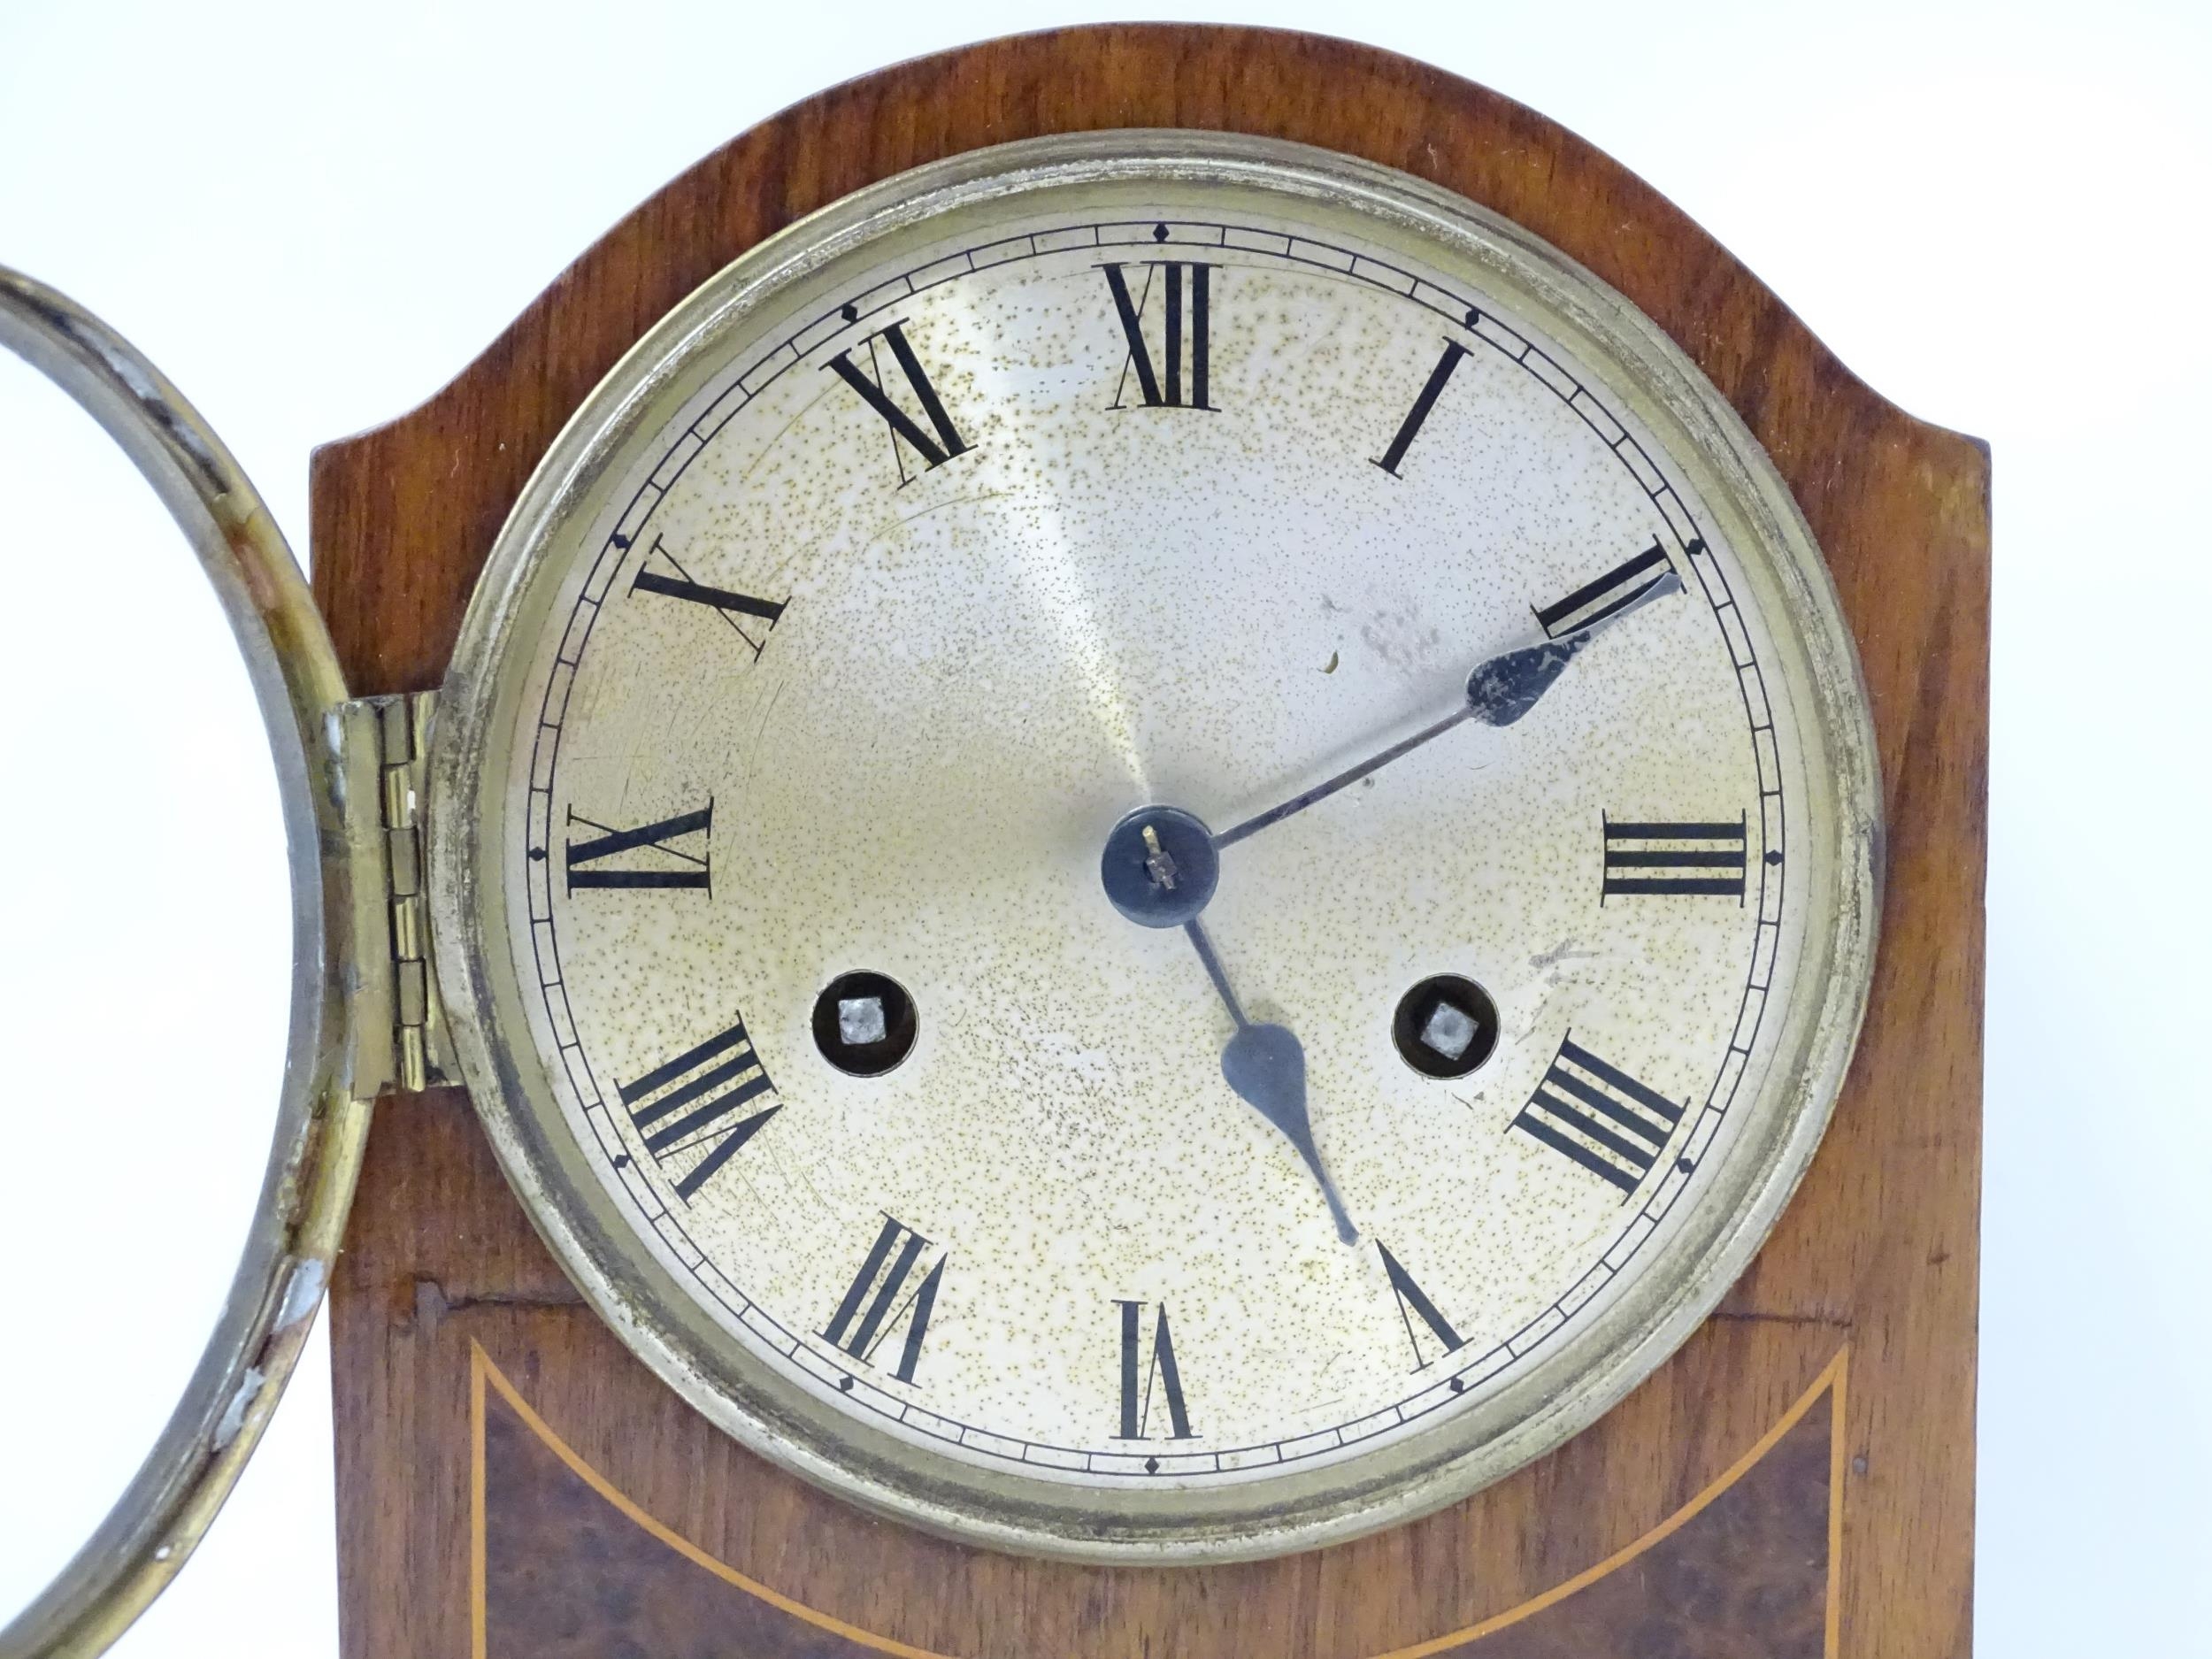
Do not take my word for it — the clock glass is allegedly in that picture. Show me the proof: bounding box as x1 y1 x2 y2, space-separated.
430 134 1878 1560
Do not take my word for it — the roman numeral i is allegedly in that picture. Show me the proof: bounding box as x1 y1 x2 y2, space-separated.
1510 1035 1685 1196
826 320 971 484
1372 340 1469 477
619 1018 780 1201
1113 1300 1195 1441
821 1215 947 1386
1103 262 1215 411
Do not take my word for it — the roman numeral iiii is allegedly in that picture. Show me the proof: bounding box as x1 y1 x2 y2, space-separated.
1511 1035 1685 1195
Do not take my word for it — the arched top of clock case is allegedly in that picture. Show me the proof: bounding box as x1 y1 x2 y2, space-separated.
309 22 1987 699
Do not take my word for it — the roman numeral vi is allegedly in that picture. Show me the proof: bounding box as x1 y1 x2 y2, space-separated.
1113 1300 1195 1440
1511 1035 1685 1196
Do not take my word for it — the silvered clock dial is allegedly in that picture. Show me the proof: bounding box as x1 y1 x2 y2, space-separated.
429 133 1879 1562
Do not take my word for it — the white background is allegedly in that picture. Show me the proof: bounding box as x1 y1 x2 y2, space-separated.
1 2 2206 1654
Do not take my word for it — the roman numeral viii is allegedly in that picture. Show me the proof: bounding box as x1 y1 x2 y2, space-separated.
1602 813 1748 901
821 1215 948 1386
628 534 787 661
1113 1300 1195 1440
618 1018 780 1201
1103 262 1215 411
1377 1241 1465 1371
825 320 971 484
1510 1035 1685 1196
565 803 710 892
1533 539 1683 639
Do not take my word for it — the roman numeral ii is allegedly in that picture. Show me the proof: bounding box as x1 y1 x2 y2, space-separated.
1510 1035 1685 1196
1534 539 1682 639
618 1018 780 1201
821 1215 947 1386
826 320 972 483
1103 262 1215 411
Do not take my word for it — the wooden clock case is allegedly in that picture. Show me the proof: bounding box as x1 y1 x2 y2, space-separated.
311 25 1987 1659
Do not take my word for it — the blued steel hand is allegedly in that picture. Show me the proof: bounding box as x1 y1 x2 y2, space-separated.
1211 569 1683 850
1182 918 1357 1244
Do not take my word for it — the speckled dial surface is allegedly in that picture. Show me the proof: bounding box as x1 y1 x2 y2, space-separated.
433 136 1879 1561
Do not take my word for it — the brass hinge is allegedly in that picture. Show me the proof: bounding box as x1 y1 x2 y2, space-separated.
335 690 452 1096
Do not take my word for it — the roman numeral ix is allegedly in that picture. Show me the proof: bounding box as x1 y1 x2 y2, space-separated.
1102 262 1214 411
1372 340 1469 477
1511 1035 1685 1196
628 533 787 660
618 1018 780 1201
1534 539 1682 640
1602 813 1748 901
1113 1300 1195 1441
1378 1241 1465 1371
565 803 710 892
826 320 972 483
821 1215 947 1386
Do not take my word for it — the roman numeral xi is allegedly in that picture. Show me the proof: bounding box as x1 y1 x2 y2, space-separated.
1510 1035 1685 1196
565 803 710 892
822 1215 947 1386
826 320 972 484
1103 261 1214 411
1602 814 1748 901
628 534 787 661
618 1018 780 1202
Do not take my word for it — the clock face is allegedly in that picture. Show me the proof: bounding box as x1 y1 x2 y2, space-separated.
433 136 1878 1559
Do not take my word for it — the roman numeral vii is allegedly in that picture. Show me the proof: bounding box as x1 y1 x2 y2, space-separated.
821 1215 947 1386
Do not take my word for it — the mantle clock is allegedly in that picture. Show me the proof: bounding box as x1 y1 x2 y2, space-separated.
0 25 1985 1659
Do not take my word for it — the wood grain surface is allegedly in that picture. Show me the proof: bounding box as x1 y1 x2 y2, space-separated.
313 25 1986 1659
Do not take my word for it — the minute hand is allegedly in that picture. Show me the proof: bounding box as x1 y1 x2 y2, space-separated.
1212 569 1682 851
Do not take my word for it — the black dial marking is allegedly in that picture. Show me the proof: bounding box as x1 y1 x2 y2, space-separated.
821 1215 947 1385
565 803 710 892
1377 1241 1466 1371
1601 813 1749 901
1372 340 1469 477
618 1018 780 1201
1511 1036 1685 1195
629 534 787 660
1113 1300 1195 1441
1534 539 1678 640
1102 262 1214 411
825 319 972 482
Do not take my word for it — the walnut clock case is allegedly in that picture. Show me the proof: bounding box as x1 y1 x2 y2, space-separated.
0 25 1986 1659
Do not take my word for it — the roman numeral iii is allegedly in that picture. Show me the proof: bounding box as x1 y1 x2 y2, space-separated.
565 803 710 892
1377 1241 1465 1371
821 1215 947 1386
1602 814 1748 901
628 533 787 660
825 319 972 482
1102 262 1214 411
1113 1300 1195 1440
1511 1035 1685 1195
1534 539 1680 639
618 1018 780 1201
